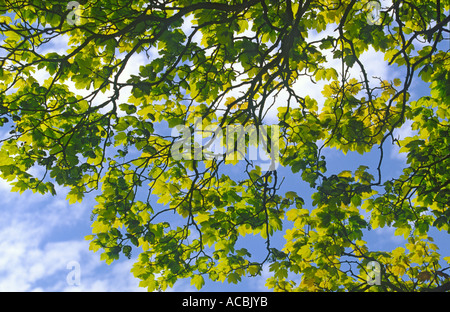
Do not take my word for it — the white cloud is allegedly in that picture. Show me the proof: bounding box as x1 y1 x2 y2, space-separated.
354 46 390 83
0 180 146 292
261 23 392 123
64 257 144 292
247 263 272 291
0 178 206 292
390 119 416 161
369 226 406 250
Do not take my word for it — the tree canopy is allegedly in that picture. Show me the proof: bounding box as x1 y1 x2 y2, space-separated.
1 0 450 292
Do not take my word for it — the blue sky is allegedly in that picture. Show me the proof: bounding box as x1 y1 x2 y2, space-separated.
1 4 449 292
1 120 444 292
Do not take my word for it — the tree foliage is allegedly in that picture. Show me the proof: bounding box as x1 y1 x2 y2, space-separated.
1 0 450 291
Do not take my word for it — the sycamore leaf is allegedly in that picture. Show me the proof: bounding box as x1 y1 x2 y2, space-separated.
191 274 205 290
338 170 352 178
227 272 241 284
417 271 432 282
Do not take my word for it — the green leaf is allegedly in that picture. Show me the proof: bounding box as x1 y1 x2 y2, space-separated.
338 170 352 178
285 191 298 200
191 274 205 290
227 272 241 284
